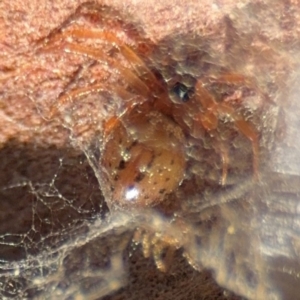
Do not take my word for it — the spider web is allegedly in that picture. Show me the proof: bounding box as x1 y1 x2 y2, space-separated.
2 127 300 300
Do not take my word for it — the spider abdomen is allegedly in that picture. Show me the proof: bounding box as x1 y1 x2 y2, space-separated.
100 107 186 209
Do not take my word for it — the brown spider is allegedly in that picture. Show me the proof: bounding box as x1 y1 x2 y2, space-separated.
39 2 263 211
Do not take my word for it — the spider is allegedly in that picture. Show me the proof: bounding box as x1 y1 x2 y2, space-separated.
41 2 263 211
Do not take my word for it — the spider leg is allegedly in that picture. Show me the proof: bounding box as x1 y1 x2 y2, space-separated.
194 80 217 111
193 114 230 185
39 19 163 120
43 42 151 98
62 29 157 82
219 103 259 180
206 72 274 104
195 111 229 184
44 34 159 138
207 73 250 86
194 80 259 181
194 82 231 183
49 81 134 118
43 27 162 93
43 41 153 118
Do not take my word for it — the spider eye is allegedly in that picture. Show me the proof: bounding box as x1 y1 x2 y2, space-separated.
171 82 194 102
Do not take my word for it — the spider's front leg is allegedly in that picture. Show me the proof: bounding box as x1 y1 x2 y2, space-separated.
194 80 259 183
39 8 160 118
44 39 151 117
